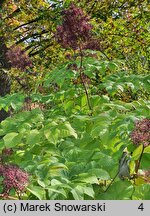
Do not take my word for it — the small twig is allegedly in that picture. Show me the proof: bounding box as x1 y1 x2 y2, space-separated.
104 172 118 192
0 194 18 200
16 190 21 200
11 75 28 89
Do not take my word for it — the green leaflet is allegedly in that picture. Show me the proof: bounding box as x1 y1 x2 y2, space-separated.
3 132 20 148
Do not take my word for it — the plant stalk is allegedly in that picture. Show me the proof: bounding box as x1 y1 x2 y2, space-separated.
79 47 92 111
135 144 145 174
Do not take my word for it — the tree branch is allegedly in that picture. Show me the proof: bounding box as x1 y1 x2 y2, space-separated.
16 30 49 44
13 18 40 30
28 43 53 57
4 8 21 19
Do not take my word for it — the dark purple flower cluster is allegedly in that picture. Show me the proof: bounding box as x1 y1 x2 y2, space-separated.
83 38 101 51
6 45 32 71
0 164 29 197
55 4 95 50
131 118 150 147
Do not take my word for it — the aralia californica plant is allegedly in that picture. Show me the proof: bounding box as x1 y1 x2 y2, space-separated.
55 3 101 112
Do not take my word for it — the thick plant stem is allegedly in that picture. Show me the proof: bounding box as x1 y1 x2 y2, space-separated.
135 144 144 174
79 47 92 111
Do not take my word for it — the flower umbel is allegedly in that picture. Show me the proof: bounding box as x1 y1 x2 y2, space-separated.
6 45 32 71
55 4 93 50
0 164 29 197
131 118 150 147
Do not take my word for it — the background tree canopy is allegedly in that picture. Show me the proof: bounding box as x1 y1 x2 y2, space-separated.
0 0 149 200
1 0 149 71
